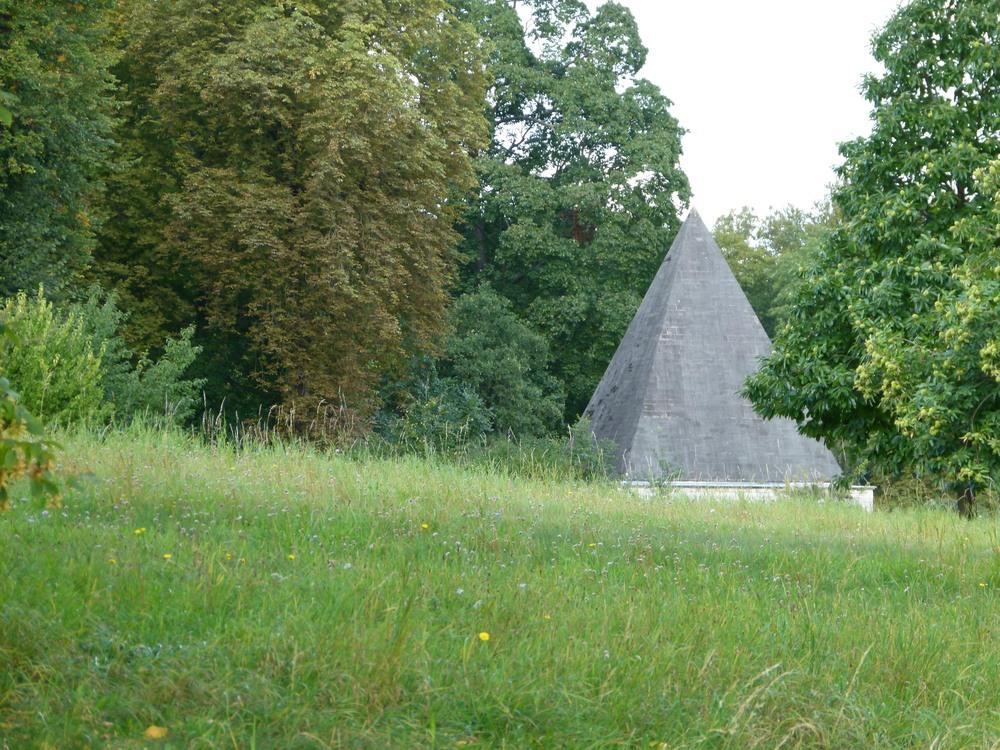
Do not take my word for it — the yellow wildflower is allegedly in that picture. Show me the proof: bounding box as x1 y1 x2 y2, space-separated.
421 523 430 530
287 554 296 561
478 631 490 642
134 527 146 535
162 553 172 561
143 725 169 740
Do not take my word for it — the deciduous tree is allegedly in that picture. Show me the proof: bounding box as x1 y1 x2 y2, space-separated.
745 0 1000 503
96 0 488 417
0 0 116 298
441 287 564 436
455 0 689 417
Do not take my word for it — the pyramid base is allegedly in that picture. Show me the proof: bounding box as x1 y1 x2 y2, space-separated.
625 480 875 512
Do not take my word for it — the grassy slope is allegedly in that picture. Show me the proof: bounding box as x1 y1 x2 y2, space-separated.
2 428 1000 749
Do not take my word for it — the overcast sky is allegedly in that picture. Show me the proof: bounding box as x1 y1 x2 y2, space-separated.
605 0 904 225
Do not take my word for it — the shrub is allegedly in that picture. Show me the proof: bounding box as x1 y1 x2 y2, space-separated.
0 288 204 426
565 418 618 479
386 374 493 453
457 427 616 482
377 288 565 450
440 288 565 437
0 290 106 424
0 323 60 509
71 290 204 423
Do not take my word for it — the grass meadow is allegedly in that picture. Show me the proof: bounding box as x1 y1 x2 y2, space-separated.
2 426 1000 748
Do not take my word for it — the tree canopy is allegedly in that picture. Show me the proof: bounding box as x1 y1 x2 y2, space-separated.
455 0 689 418
0 0 117 298
95 0 489 416
745 0 1000 500
441 287 564 437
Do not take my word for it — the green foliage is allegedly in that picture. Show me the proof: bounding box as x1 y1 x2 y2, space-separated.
0 290 106 424
565 417 617 479
441 288 564 437
455 0 689 417
379 287 565 449
854 161 1000 492
95 0 489 417
427 425 616 482
0 89 13 127
0 289 204 426
0 324 60 509
713 203 835 337
386 374 494 453
745 0 1000 499
70 291 205 424
0 0 117 298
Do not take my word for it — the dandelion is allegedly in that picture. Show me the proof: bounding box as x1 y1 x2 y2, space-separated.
162 553 172 561
134 527 147 536
421 523 430 530
143 725 169 740
478 631 490 642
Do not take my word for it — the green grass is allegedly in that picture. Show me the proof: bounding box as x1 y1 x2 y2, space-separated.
3 426 1000 749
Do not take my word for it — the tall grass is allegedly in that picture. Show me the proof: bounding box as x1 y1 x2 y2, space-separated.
2 425 999 748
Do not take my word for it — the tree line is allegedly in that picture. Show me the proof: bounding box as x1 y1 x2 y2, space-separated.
1 0 997 501
1 0 688 435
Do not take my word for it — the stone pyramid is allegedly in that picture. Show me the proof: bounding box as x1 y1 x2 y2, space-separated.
583 210 841 483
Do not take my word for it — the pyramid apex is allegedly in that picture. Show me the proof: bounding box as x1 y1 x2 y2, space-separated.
683 207 707 227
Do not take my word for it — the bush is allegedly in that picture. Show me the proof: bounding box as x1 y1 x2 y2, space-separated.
377 288 565 451
0 323 60 509
383 374 493 453
441 288 565 437
0 288 204 426
369 401 615 482
71 290 204 423
565 418 618 479
456 427 617 482
0 290 106 424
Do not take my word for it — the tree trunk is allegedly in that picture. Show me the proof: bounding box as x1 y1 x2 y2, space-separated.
957 484 976 519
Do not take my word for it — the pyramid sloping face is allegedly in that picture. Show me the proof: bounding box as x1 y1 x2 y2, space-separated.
583 210 842 482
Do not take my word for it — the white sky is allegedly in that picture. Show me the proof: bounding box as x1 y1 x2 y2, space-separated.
606 0 904 224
